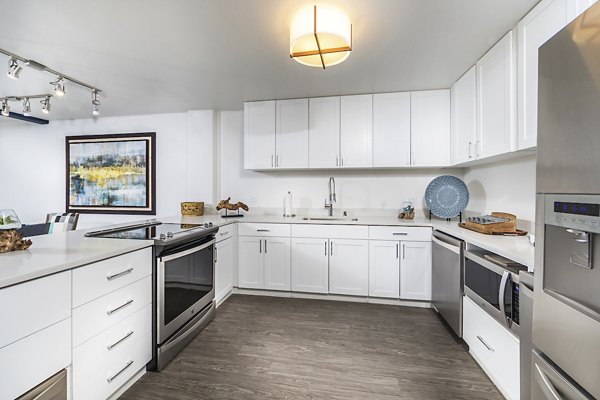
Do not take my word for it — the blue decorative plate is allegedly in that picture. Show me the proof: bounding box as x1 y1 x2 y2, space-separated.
425 175 469 218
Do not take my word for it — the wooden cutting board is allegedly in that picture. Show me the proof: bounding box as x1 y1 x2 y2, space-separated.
459 212 528 235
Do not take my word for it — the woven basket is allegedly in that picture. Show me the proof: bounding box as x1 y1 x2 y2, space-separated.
181 202 204 216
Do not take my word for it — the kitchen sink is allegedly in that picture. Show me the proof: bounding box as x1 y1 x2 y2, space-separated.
302 217 359 222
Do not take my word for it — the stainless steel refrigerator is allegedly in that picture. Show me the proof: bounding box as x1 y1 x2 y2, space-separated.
533 3 600 399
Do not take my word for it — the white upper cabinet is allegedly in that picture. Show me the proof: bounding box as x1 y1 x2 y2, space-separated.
244 101 276 169
451 66 477 164
340 95 373 168
372 92 411 167
567 0 598 22
476 31 517 159
411 90 451 166
276 99 309 168
518 0 568 150
309 97 341 168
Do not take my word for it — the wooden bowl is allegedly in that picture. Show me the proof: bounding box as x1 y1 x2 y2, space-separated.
181 202 204 216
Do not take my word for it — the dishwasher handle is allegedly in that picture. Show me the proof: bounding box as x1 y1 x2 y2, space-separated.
432 234 462 255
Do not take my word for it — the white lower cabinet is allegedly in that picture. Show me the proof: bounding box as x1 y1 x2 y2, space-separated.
329 239 369 296
291 238 330 294
400 241 432 301
463 295 520 400
215 237 234 305
368 240 400 299
238 235 290 291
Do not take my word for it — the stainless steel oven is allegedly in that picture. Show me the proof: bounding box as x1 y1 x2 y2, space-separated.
464 250 525 337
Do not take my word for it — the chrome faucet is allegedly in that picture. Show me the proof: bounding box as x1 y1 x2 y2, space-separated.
324 176 336 216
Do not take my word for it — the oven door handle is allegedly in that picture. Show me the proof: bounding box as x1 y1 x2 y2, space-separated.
499 271 512 328
160 239 215 263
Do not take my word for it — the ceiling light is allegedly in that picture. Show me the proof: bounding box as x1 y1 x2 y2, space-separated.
41 96 51 114
91 90 100 116
290 4 352 69
7 58 22 79
1 99 9 116
22 98 31 116
51 77 65 97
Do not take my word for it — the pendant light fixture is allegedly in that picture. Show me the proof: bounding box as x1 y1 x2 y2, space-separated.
290 4 352 69
7 57 22 79
91 90 100 116
1 99 9 116
41 96 51 114
51 77 66 97
22 98 31 116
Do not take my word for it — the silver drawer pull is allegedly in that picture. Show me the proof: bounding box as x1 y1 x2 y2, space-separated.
106 267 134 281
106 360 133 383
107 330 134 350
219 232 229 236
256 229 270 232
477 335 494 352
107 299 133 315
393 232 408 236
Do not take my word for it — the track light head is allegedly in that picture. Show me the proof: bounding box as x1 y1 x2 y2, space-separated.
22 98 31 116
41 96 51 114
7 58 22 79
51 77 65 97
1 99 9 117
91 90 100 116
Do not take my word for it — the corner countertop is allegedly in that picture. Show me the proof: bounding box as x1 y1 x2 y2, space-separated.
0 231 153 289
162 213 535 269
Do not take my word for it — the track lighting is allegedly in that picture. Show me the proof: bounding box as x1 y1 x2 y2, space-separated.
91 90 100 116
41 96 51 114
7 58 22 79
1 99 9 116
22 98 31 116
51 77 65 97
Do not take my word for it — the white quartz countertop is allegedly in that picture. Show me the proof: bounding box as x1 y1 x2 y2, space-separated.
162 213 535 269
0 231 152 289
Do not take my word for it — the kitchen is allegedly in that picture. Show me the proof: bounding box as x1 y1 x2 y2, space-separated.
0 0 597 399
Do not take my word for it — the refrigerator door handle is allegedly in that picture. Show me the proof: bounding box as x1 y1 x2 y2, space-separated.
534 363 563 400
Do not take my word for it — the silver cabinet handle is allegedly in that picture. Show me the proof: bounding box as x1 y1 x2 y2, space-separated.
219 231 229 236
107 330 134 350
477 335 494 352
107 299 133 315
107 360 134 383
276 154 280 167
106 267 134 281
264 239 268 254
215 247 218 263
330 241 334 256
259 239 262 253
256 229 270 232
341 156 344 166
468 141 473 159
271 154 274 167
393 232 408 236
475 140 480 158
325 241 327 256
402 244 406 260
396 243 399 259
336 154 339 167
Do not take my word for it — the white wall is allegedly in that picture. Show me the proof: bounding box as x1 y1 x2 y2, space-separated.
463 154 537 224
0 111 215 228
218 111 463 217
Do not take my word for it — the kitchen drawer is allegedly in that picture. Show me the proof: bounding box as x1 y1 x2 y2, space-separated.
369 226 431 241
216 224 235 242
238 223 291 237
292 224 368 239
463 295 520 400
72 247 152 308
73 331 151 400
73 303 151 385
0 271 71 349
72 276 152 348
0 318 71 400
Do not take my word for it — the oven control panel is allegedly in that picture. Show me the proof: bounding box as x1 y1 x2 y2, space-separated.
545 194 600 233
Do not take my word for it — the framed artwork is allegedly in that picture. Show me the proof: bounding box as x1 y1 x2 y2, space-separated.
66 132 156 215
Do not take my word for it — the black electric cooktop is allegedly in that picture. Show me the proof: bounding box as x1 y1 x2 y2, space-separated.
86 221 216 242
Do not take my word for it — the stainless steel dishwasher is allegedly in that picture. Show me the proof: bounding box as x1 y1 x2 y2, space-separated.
17 369 67 400
432 230 465 337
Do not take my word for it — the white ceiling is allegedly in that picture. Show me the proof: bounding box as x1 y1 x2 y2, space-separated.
0 0 539 123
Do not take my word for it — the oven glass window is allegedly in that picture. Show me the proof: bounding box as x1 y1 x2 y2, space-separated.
465 258 502 310
163 244 214 325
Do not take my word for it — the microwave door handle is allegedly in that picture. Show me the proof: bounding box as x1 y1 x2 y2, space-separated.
499 271 512 328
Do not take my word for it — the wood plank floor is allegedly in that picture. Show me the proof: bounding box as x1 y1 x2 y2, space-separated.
120 295 502 400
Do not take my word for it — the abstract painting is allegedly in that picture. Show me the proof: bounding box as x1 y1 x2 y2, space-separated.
66 133 156 214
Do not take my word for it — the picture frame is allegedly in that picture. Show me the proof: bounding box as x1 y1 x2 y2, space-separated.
65 132 156 215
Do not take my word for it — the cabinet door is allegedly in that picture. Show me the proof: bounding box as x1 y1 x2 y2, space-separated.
291 238 329 293
215 237 233 304
340 95 373 168
309 97 340 168
368 240 400 299
411 90 451 166
400 241 432 301
264 237 291 291
373 92 411 167
276 98 309 168
451 66 477 164
238 236 264 289
518 0 567 150
244 101 276 169
476 31 516 159
329 239 369 296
